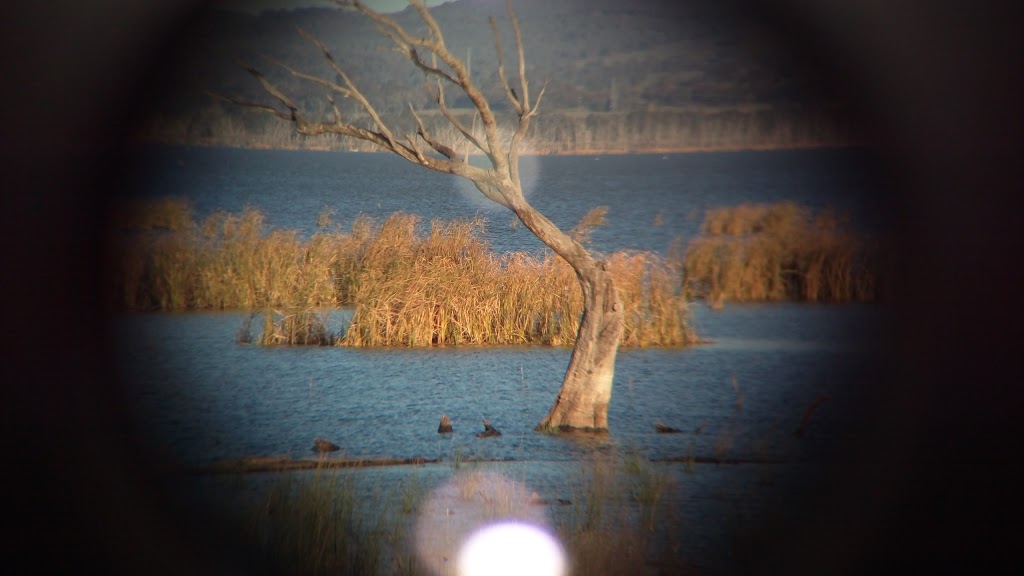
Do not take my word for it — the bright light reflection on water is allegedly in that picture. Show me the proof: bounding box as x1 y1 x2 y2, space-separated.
414 471 559 576
458 521 565 576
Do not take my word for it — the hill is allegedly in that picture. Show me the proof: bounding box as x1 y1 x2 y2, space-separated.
138 0 859 153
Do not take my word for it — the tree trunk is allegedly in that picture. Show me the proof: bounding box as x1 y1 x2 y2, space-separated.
507 196 626 433
536 265 625 432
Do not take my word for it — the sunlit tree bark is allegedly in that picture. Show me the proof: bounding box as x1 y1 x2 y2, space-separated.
216 0 624 432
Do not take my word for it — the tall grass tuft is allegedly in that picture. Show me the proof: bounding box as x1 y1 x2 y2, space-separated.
682 201 876 304
340 212 696 347
118 206 339 312
237 310 336 346
558 451 687 575
115 200 696 347
248 467 415 575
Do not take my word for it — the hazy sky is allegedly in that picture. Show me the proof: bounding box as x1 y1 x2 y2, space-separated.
214 0 453 14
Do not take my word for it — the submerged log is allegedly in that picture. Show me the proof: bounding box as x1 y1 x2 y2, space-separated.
475 418 502 438
312 438 340 453
655 423 683 434
438 414 453 434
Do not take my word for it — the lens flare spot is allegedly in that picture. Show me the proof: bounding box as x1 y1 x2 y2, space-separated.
457 522 566 576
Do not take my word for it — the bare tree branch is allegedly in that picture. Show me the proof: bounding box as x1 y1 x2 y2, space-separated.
508 0 530 111
427 74 489 156
408 47 460 86
531 81 548 116
292 29 400 151
326 94 342 124
409 103 458 160
229 0 576 245
224 0 625 432
208 90 294 122
235 60 302 122
489 16 523 116
403 131 428 164
343 0 507 171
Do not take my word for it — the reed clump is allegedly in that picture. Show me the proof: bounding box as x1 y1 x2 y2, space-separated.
682 201 876 304
236 309 336 346
118 206 340 312
340 212 695 348
115 200 696 347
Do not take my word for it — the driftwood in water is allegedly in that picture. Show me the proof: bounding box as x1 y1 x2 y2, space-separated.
438 414 453 434
476 418 502 438
655 423 682 434
312 438 340 453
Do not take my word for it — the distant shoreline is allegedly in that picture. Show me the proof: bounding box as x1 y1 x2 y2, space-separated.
139 138 861 156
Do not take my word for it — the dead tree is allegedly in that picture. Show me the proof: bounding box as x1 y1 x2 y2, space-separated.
217 0 625 433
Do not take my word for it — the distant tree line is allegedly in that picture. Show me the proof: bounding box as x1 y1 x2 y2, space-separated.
139 102 857 153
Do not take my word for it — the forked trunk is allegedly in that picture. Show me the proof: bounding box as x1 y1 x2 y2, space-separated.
536 265 625 432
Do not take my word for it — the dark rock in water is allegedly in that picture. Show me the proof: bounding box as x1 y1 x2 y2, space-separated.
438 414 453 434
655 423 682 434
476 418 501 438
312 438 340 453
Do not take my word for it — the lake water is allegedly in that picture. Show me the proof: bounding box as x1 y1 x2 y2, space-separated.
116 145 884 574
125 145 885 255
116 303 875 467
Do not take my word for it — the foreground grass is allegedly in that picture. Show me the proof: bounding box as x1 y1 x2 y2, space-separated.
114 201 696 347
239 452 689 576
247 467 417 575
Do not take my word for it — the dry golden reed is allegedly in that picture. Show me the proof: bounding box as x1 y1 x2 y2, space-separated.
340 211 695 347
115 201 696 347
118 205 339 312
682 201 876 304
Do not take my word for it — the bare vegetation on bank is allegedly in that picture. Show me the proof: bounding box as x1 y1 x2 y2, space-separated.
114 201 696 348
142 105 856 155
682 201 876 305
